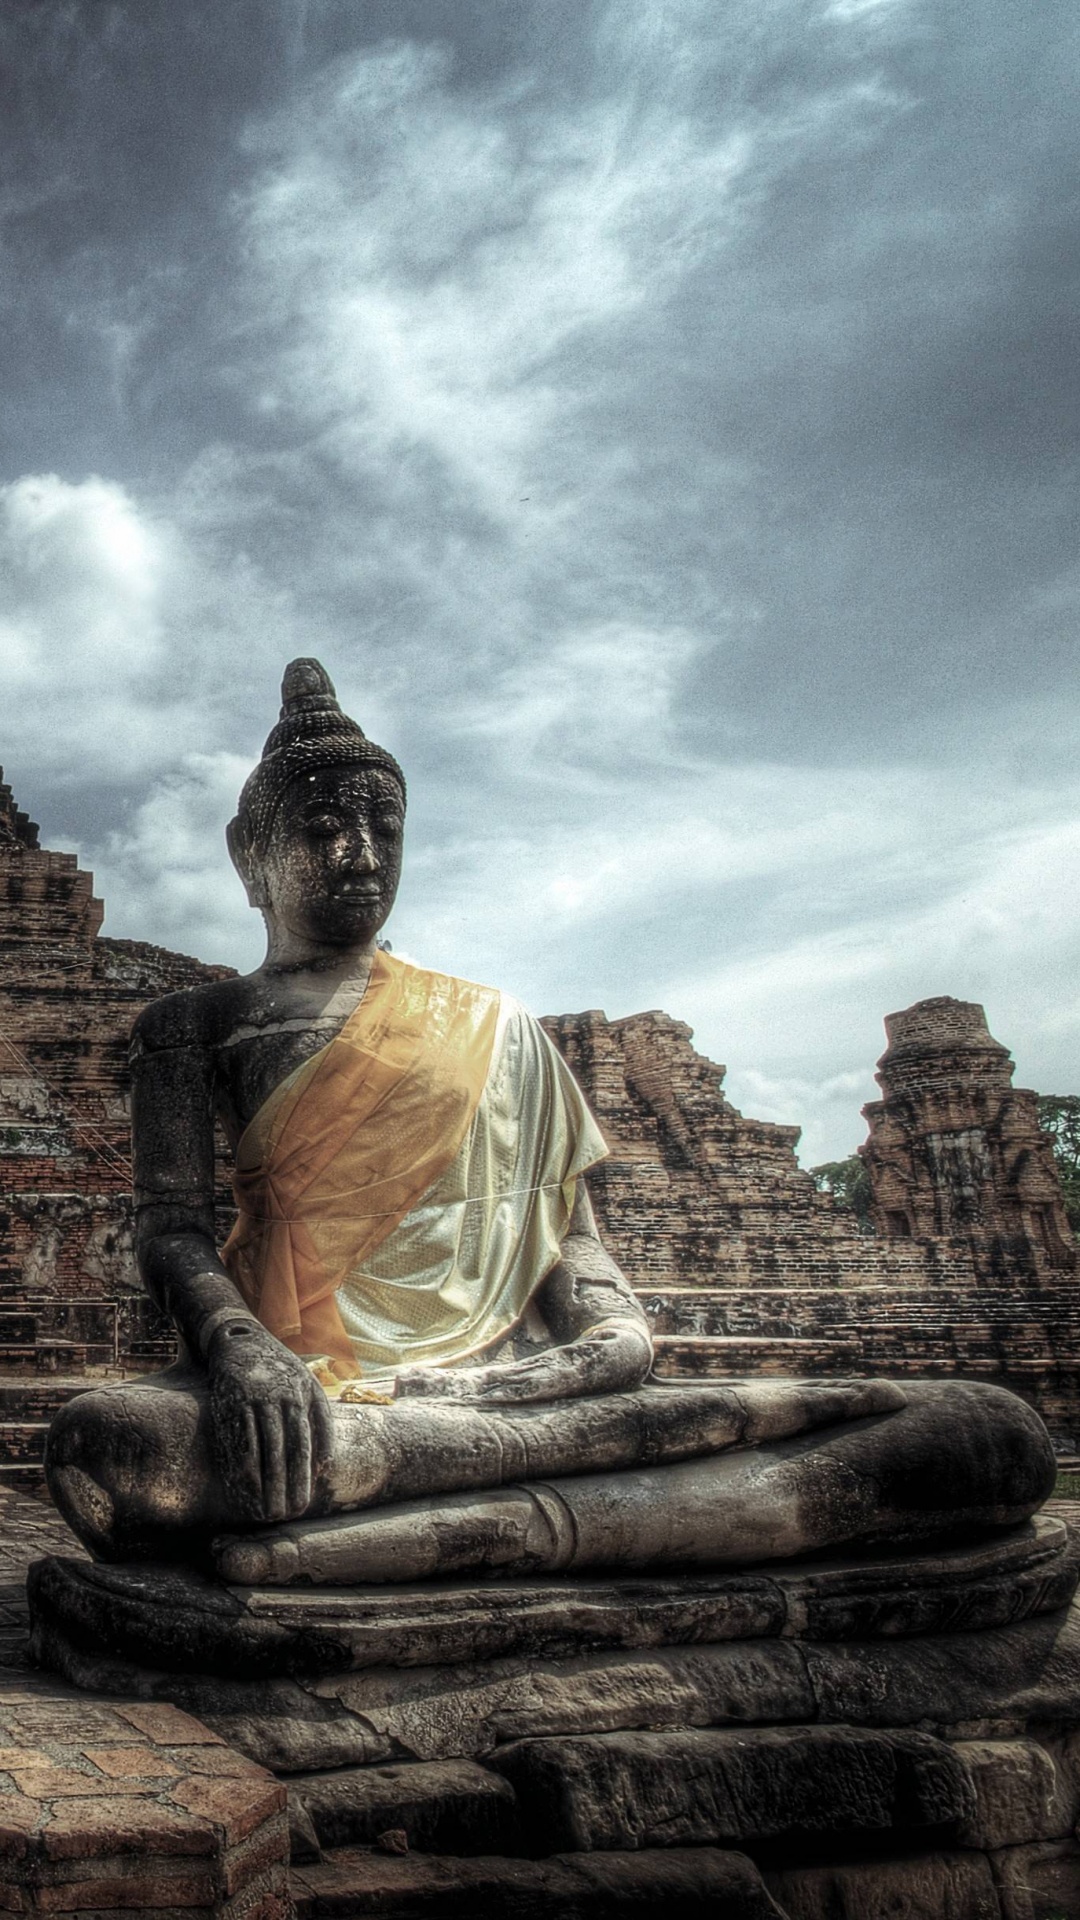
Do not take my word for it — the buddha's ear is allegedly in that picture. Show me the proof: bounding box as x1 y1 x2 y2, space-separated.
226 816 269 909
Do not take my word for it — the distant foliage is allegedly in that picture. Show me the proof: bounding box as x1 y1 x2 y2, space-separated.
1037 1096 1080 1229
809 1154 875 1232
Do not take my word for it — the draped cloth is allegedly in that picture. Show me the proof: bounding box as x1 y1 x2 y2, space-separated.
222 951 608 1391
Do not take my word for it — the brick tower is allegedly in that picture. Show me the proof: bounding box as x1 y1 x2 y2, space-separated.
860 996 1074 1269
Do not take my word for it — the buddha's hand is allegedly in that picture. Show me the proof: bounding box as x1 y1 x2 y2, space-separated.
394 1321 654 1405
205 1318 334 1524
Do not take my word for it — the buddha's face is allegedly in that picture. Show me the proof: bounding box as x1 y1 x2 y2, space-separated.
254 763 405 949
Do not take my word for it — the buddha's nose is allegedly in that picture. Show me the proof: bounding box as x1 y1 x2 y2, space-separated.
340 828 378 873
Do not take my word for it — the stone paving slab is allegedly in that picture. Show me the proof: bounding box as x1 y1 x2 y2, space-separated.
0 1680 290 1915
0 1487 291 1915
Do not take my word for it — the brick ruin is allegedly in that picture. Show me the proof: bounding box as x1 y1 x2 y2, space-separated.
861 995 1075 1260
548 1003 1080 1446
0 773 1077 1479
0 772 235 1474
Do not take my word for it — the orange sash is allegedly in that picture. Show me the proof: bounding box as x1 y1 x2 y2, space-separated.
222 951 500 1379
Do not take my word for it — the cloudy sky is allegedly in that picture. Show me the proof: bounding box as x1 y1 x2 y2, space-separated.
2 0 1078 1164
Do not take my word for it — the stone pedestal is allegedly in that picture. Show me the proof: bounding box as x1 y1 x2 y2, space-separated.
24 1518 1080 1917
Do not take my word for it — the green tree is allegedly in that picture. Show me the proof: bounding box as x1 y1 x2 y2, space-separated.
809 1153 875 1232
1037 1095 1080 1230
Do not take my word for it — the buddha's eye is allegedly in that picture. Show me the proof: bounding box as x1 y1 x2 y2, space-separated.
307 814 344 837
376 813 403 837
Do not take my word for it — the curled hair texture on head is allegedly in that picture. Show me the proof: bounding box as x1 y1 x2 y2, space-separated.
229 658 406 864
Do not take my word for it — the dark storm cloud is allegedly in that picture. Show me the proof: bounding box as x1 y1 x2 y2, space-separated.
1 0 1078 1160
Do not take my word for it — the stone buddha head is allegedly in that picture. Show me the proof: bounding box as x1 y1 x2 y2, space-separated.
227 659 406 953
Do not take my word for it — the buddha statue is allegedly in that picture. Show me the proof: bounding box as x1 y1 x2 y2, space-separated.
45 661 1055 1584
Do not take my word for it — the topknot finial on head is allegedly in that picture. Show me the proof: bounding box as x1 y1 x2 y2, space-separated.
258 657 367 765
280 658 338 711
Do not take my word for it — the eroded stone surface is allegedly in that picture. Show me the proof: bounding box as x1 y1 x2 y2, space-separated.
489 1726 974 1853
290 1757 519 1855
27 1516 1075 1684
987 1837 1080 1920
207 1379 1058 1585
764 1851 1003 1920
953 1738 1060 1850
29 1595 1080 1779
289 1844 787 1918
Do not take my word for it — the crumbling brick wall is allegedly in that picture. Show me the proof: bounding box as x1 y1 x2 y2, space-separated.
0 770 232 1366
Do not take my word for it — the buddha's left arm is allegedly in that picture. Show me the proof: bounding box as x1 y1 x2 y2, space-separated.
393 1181 654 1405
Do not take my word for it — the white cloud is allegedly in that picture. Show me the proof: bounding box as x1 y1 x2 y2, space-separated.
0 469 314 798
727 1067 875 1169
234 38 753 526
457 622 704 778
662 803 1080 1161
0 475 184 783
96 752 262 968
0 472 162 680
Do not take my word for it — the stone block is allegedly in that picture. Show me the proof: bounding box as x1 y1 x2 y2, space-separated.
170 1774 288 1848
289 1844 786 1917
989 1837 1080 1920
0 1792 42 1856
953 1740 1061 1848
329 1639 818 1765
219 1813 293 1899
115 1701 228 1745
39 1797 217 1860
80 1743 181 1778
490 1725 974 1853
800 1600 1080 1731
28 1862 219 1911
764 1851 1002 1919
1032 1727 1080 1836
10 1761 151 1798
33 1595 1080 1778
291 1757 520 1854
288 1795 323 1865
200 1699 393 1775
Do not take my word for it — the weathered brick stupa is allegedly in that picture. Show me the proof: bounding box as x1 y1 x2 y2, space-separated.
0 769 1077 1483
862 995 1074 1258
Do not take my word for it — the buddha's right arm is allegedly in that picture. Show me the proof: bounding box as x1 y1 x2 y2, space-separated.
130 1000 333 1522
130 1009 249 1358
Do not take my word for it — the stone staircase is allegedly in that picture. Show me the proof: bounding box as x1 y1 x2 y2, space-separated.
0 1288 174 1370
0 1291 176 1485
640 1284 1080 1446
0 1379 93 1488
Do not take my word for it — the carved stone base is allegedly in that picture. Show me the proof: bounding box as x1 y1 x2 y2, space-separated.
28 1514 1077 1684
26 1526 1080 1916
